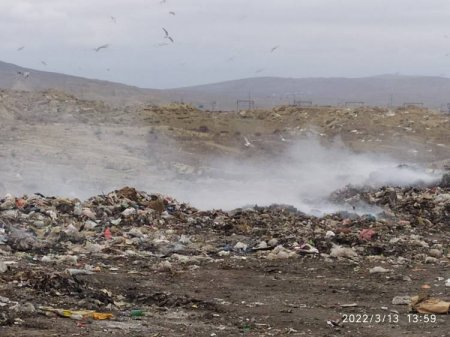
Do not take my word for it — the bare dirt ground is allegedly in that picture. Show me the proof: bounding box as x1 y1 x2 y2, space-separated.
0 89 449 336
1 259 449 337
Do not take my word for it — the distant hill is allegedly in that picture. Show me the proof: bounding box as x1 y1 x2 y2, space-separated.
167 75 450 111
1 60 450 110
0 60 162 105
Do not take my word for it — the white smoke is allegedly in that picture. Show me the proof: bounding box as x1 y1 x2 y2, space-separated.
0 133 442 215
164 137 441 214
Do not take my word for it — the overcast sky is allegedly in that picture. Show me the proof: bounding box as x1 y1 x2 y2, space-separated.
1 0 450 88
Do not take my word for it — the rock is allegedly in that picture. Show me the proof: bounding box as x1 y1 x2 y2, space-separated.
445 279 450 287
392 296 411 305
425 256 438 264
369 266 390 274
268 238 278 246
20 302 36 313
428 249 442 258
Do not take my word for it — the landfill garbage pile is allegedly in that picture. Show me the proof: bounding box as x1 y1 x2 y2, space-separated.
0 179 449 335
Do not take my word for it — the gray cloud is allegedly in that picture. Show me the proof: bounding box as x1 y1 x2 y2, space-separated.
1 0 450 88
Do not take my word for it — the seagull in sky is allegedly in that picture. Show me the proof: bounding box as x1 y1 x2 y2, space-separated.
162 28 174 43
270 45 279 52
94 44 109 52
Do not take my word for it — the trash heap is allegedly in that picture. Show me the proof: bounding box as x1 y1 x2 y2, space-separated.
0 179 449 325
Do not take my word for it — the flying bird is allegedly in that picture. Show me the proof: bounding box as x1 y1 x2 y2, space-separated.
244 137 254 148
255 68 265 74
160 0 166 4
17 46 24 51
162 28 174 43
110 16 117 23
169 11 175 15
94 44 109 52
270 45 279 52
280 135 288 142
41 61 47 66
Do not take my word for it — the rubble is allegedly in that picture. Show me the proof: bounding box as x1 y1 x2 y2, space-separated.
0 182 449 334
0 182 448 267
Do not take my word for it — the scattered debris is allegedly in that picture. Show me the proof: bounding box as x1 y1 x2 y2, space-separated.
369 266 390 274
392 296 411 305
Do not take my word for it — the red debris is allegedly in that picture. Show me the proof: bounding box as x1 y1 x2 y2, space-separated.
15 198 26 208
359 228 376 241
104 227 112 240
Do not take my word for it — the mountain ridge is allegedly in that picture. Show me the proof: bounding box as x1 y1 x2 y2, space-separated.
1 60 450 110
